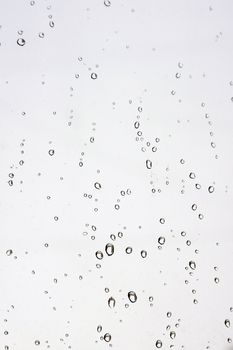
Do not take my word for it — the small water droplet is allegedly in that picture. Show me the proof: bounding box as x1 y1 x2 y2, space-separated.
103 333 111 342
108 297 116 308
225 319 231 328
17 38 26 46
146 159 152 169
155 340 162 348
158 236 165 245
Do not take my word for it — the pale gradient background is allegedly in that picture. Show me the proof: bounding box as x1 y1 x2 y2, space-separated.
0 0 233 349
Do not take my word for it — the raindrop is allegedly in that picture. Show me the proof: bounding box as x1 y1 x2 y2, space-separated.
108 297 116 308
17 38 26 46
104 0 111 6
6 250 13 256
125 247 133 254
103 333 111 342
225 319 230 328
158 236 165 245
128 291 137 303
146 159 152 169
189 261 196 270
94 182 101 190
95 251 103 260
141 250 147 258
170 331 176 339
155 340 163 348
159 218 165 224
48 149 55 156
208 186 214 193
105 243 114 256
91 73 97 79
97 325 102 333
35 340 40 345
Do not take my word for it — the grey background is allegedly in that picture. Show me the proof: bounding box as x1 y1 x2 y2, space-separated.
0 0 233 349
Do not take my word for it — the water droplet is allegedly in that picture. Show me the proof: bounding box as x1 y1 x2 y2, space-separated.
225 319 230 328
94 182 101 190
91 73 98 80
146 159 152 169
128 291 137 303
170 331 176 339
48 149 55 156
158 236 165 245
105 243 114 256
95 251 103 260
6 250 13 256
125 247 133 254
167 311 172 318
189 172 196 179
175 72 181 78
141 250 147 258
159 218 165 224
104 0 111 6
108 297 116 308
155 340 162 348
189 261 196 270
97 325 102 333
35 340 40 345
17 38 26 46
103 333 111 342
208 186 214 193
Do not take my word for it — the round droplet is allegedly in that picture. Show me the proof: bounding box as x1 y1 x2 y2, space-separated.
170 331 176 339
105 243 114 256
167 311 172 318
159 218 165 224
141 250 147 258
94 182 101 190
189 172 196 179
104 333 111 342
158 236 165 245
208 186 214 193
6 250 13 256
146 159 152 169
48 149 55 156
128 291 137 303
191 204 197 211
189 261 196 270
225 319 230 328
125 247 133 254
95 251 103 260
134 121 140 129
104 0 111 6
155 340 162 348
35 340 40 345
108 297 116 308
91 73 97 80
17 38 26 46
175 72 181 78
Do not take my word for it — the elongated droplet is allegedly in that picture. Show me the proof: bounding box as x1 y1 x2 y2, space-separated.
108 297 116 308
104 333 111 342
225 319 231 328
155 340 162 348
128 291 137 303
146 159 152 169
105 243 114 256
189 261 196 270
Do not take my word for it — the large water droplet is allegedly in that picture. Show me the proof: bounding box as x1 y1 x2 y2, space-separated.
128 291 137 303
155 340 162 348
108 297 116 308
105 243 114 256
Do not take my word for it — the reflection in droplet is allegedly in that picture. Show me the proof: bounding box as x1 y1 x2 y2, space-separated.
141 250 147 258
94 182 101 190
146 159 152 169
158 236 165 245
155 340 162 348
189 261 196 270
104 333 111 342
17 38 26 46
128 291 137 303
91 73 98 80
95 251 103 260
108 297 116 308
170 331 176 339
105 243 114 256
